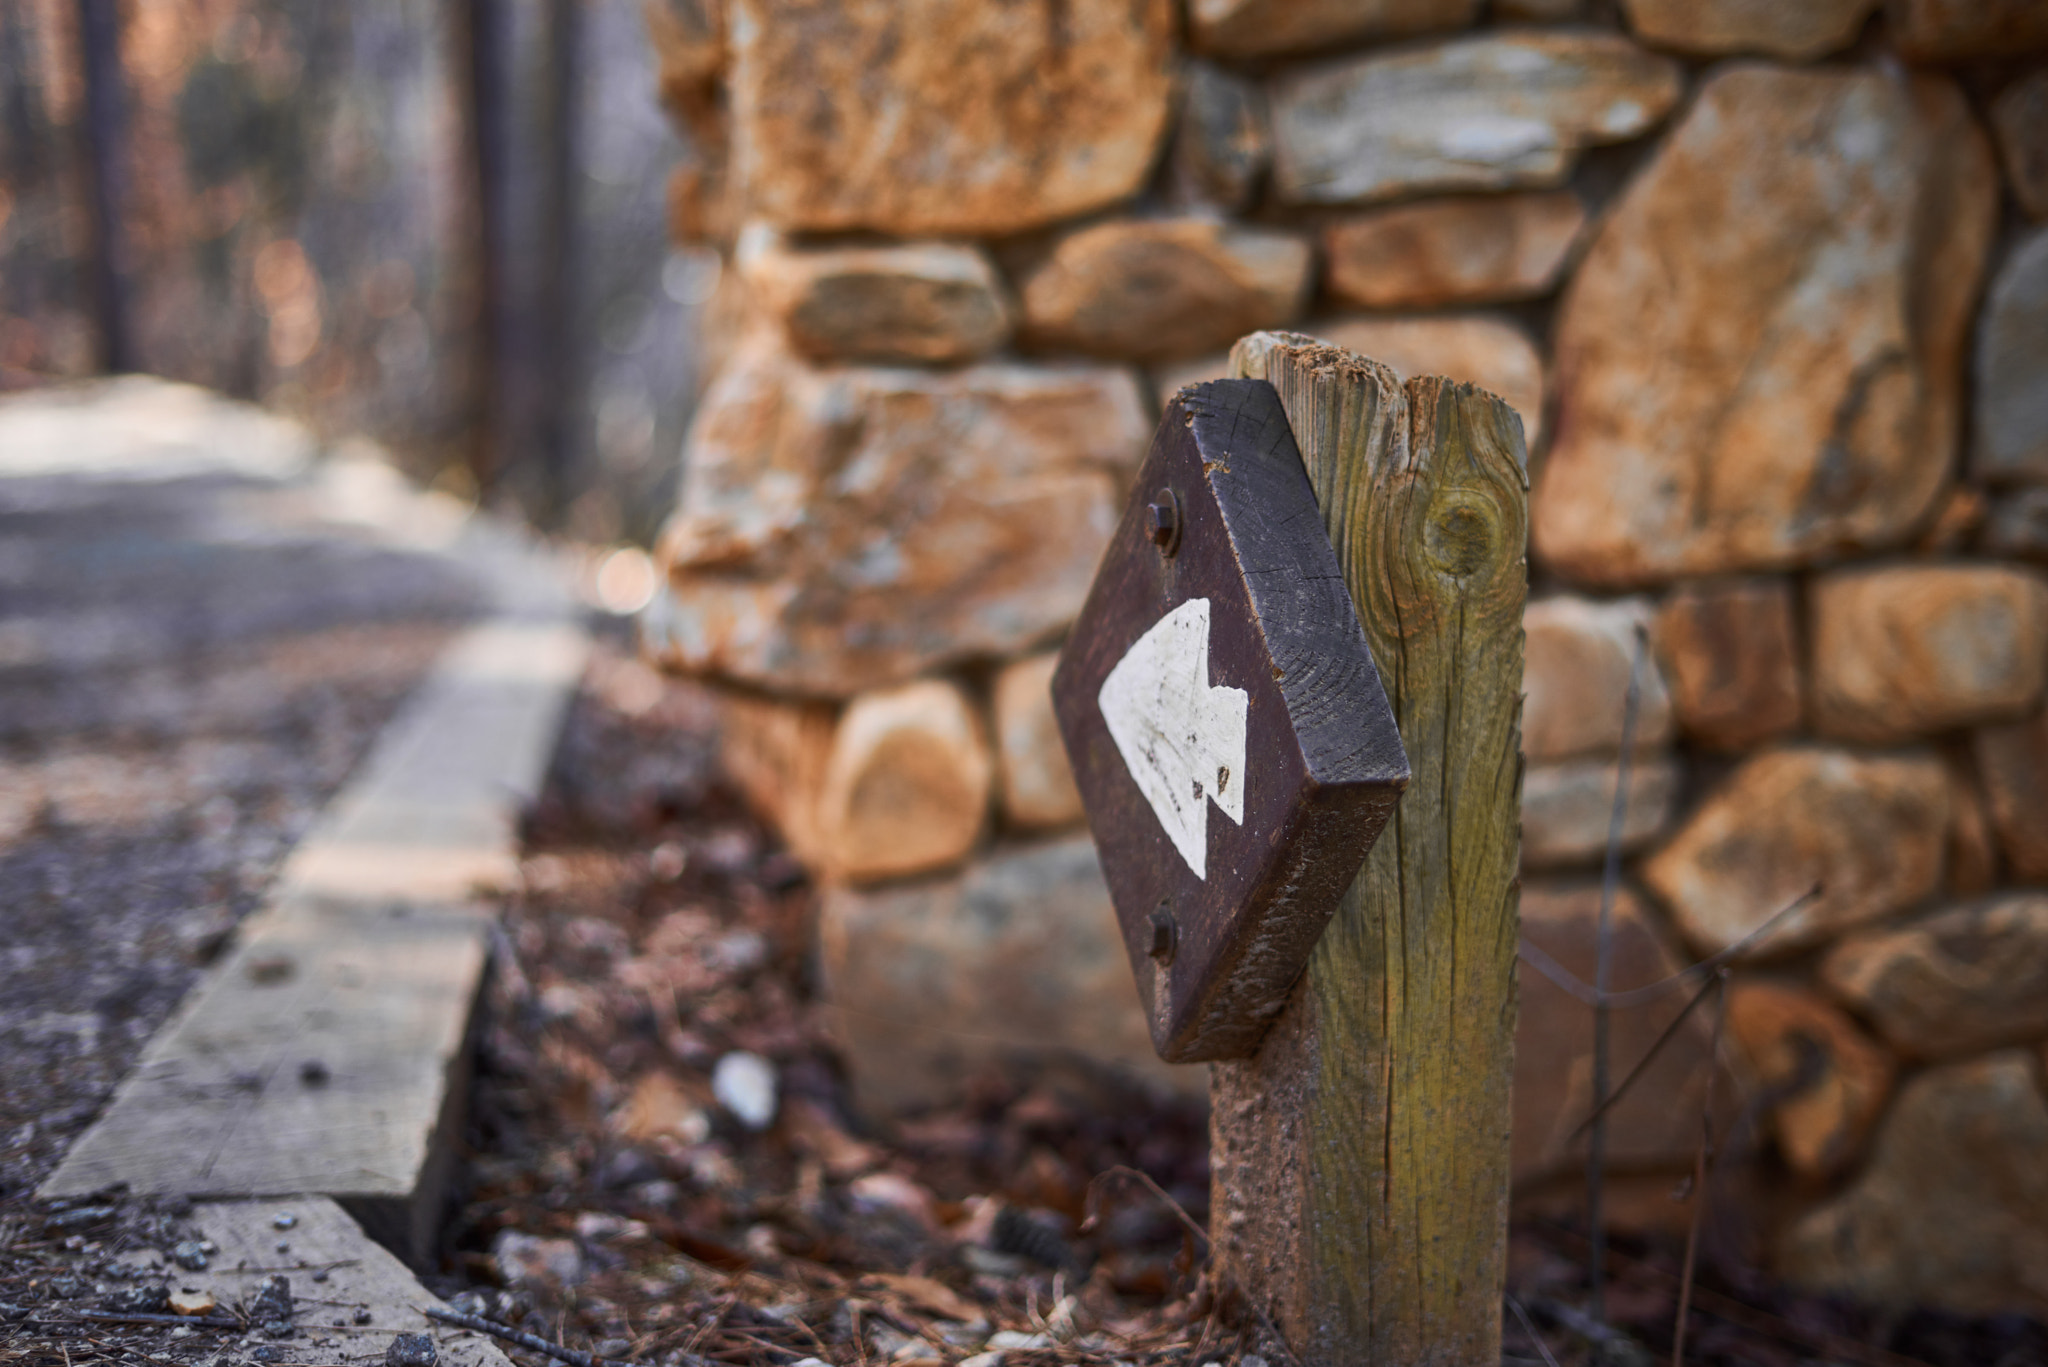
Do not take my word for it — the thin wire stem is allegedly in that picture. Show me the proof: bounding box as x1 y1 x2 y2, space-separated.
1567 971 1722 1144
1673 969 1730 1367
1508 1294 1564 1367
1518 884 1821 1011
1588 623 1647 1321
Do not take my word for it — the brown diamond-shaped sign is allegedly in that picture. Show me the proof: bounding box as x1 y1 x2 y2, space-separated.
1052 378 1409 1062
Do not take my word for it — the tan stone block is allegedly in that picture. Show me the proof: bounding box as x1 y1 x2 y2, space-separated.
1725 981 1893 1179
992 653 1083 832
1188 0 1478 59
1169 64 1271 214
1521 755 1680 870
1975 228 2048 485
1810 564 2048 743
686 258 756 397
817 679 992 884
727 0 1173 236
1533 68 1997 586
1324 192 1583 311
1514 1171 1705 1239
714 690 838 870
737 229 1011 366
1972 707 2048 881
1620 0 1875 58
1270 32 1681 206
1917 485 1990 554
1653 577 1803 751
667 162 735 246
716 677 1003 882
1885 0 2048 62
1318 314 1547 444
648 1 723 131
1523 596 1673 762
1945 752 2002 896
1821 894 2048 1060
1992 70 2048 221
1981 487 2048 562
1514 883 1726 1182
1643 747 1951 957
649 1 732 242
1019 218 1311 363
1777 1052 2048 1319
648 336 1149 695
816 837 1203 1117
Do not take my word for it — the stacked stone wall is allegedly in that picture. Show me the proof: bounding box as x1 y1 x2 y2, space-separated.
642 0 2048 1314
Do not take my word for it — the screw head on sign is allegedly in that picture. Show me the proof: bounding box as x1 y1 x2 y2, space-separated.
1146 489 1181 556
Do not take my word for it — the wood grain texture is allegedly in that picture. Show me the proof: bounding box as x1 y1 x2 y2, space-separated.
1211 331 1527 1364
716 690 839 870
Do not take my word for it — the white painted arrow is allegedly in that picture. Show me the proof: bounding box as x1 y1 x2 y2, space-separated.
1098 597 1249 880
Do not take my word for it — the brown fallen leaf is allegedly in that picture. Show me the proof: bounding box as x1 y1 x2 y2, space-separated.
612 1068 712 1144
860 1272 984 1323
785 1095 885 1180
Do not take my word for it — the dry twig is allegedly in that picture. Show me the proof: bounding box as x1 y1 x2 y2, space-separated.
1566 971 1723 1145
1506 1294 1562 1367
424 1305 708 1367
36 1310 239 1330
1587 623 1650 1320
1080 1166 1208 1250
1518 885 1822 1010
1671 969 1729 1367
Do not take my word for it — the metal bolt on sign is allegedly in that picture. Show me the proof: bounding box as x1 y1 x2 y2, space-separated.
1052 377 1410 1063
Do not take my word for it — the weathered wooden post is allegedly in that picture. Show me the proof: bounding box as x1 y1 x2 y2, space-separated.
1054 330 1527 1366
1213 332 1528 1363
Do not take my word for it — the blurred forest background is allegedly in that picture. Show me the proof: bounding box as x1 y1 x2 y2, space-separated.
0 0 715 544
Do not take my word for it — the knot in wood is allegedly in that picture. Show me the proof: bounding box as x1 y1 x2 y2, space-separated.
1423 489 1503 580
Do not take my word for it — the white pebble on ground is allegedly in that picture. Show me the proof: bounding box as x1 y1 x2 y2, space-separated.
712 1050 778 1129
